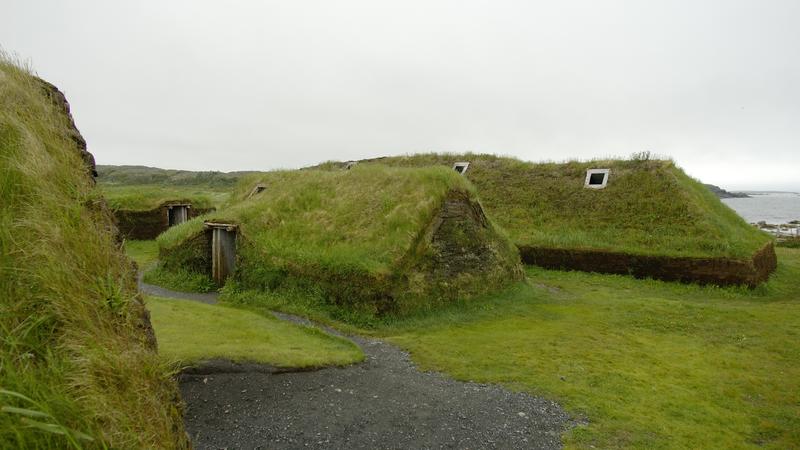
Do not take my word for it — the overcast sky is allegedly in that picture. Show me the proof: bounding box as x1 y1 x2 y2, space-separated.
2 0 799 190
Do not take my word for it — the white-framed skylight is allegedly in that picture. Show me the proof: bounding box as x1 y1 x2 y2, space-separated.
584 169 610 189
452 161 470 175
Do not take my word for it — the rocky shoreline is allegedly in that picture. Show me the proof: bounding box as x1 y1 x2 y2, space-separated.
704 184 750 199
755 221 800 238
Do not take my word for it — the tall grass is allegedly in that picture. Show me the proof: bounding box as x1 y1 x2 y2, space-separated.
0 56 187 447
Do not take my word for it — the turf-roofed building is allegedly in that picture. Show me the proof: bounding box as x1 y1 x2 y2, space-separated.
103 190 215 240
325 154 776 286
156 165 523 315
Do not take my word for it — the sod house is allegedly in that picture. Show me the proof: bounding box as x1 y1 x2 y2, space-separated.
157 165 523 315
102 190 216 240
318 154 776 286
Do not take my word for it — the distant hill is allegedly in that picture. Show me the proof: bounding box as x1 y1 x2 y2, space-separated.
704 183 750 199
97 164 255 187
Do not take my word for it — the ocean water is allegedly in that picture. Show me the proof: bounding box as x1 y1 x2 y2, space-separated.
722 192 800 224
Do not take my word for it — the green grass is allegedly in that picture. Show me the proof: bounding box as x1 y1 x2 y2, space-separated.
124 239 216 293
123 239 159 269
0 55 187 447
100 183 227 211
143 265 216 293
147 296 363 367
778 237 800 249
376 248 800 449
334 153 771 259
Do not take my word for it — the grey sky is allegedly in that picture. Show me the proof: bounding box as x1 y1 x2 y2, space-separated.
3 0 799 190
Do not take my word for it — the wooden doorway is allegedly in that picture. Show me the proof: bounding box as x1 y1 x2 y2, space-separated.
206 222 237 285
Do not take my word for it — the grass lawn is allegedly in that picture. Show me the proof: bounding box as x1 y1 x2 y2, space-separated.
146 296 363 368
380 248 800 449
124 239 159 268
126 240 217 292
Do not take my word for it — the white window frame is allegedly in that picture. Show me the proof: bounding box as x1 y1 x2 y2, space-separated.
584 169 610 189
452 162 470 175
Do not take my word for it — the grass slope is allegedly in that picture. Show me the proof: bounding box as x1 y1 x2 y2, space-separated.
147 297 363 368
383 248 800 449
0 57 187 447
338 153 771 259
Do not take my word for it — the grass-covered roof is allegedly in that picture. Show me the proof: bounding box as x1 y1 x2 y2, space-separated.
158 164 522 316
327 153 771 259
163 165 479 272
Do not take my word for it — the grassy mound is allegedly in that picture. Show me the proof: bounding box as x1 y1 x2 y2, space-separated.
158 165 522 319
0 58 187 447
326 154 771 259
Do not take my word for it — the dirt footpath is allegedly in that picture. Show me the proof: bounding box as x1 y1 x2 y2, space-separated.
180 334 570 449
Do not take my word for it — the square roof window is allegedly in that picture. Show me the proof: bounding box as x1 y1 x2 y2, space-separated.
585 169 610 189
452 162 470 175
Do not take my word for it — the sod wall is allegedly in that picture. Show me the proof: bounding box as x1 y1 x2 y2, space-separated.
116 202 214 240
519 242 777 287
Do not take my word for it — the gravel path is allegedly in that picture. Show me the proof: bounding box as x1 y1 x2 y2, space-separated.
141 278 571 449
137 272 219 304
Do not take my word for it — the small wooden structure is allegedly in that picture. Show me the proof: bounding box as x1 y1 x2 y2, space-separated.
205 222 237 285
167 203 191 226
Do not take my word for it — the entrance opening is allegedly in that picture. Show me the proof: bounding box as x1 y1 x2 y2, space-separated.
584 169 610 189
167 204 190 226
206 222 237 285
452 162 470 175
